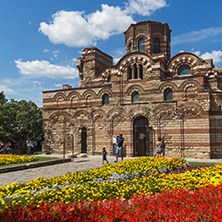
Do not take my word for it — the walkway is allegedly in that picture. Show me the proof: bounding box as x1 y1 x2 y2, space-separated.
0 155 131 186
0 155 222 186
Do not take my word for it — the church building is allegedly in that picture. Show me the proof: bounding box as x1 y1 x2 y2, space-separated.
42 21 222 159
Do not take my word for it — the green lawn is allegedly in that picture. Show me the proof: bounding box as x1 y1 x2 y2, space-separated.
0 156 59 168
189 162 216 166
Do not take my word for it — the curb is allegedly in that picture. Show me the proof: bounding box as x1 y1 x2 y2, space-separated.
0 158 72 174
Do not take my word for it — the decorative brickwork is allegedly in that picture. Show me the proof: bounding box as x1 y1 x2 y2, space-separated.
42 21 222 159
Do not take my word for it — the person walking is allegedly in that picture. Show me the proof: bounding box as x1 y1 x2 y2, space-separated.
102 147 109 164
155 136 162 158
114 133 124 162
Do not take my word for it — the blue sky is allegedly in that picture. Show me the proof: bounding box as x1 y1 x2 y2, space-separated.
0 0 222 107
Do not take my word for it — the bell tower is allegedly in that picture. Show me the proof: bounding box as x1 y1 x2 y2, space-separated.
124 21 171 61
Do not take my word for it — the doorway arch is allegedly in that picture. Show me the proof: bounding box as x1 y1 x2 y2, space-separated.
81 127 87 153
133 116 153 156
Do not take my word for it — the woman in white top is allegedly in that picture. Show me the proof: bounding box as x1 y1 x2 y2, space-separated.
26 139 32 154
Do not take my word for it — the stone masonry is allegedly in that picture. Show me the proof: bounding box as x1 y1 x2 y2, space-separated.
42 21 222 159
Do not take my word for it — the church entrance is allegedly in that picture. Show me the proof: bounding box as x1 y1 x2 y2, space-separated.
81 127 87 153
133 116 153 156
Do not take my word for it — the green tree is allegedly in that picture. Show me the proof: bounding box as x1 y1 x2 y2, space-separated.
0 91 43 152
0 91 8 142
0 91 7 105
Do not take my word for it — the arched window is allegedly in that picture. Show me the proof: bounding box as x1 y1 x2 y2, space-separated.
164 88 173 101
107 75 111 83
102 94 109 105
132 91 139 103
153 38 160 54
178 65 191 76
81 127 87 153
138 38 145 53
86 95 93 106
139 64 143 79
133 64 138 79
127 66 132 80
128 42 132 52
57 97 63 108
128 64 143 80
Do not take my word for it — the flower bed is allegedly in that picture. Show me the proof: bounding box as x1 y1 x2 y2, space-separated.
0 157 186 206
0 154 38 166
0 156 221 221
1 184 222 221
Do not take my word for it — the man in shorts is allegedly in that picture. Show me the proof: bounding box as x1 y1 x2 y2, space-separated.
114 133 124 162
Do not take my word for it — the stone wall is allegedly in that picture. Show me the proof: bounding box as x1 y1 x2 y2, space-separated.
43 98 211 159
42 20 222 159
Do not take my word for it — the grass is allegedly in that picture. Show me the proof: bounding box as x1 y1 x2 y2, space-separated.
189 162 216 166
0 156 59 168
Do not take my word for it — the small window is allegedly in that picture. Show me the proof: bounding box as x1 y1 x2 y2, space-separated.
164 88 173 101
133 64 138 79
107 75 111 83
139 64 143 79
128 42 132 52
132 91 139 103
178 65 191 76
102 94 109 105
127 66 132 80
153 38 160 54
138 38 145 53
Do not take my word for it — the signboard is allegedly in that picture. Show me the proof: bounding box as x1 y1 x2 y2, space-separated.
65 135 73 151
63 134 74 162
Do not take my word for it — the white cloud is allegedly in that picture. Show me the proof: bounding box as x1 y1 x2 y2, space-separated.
87 4 135 39
200 50 222 64
172 27 222 45
14 59 78 79
33 81 44 87
43 49 50 53
193 50 201 56
39 6 134 47
42 49 60 60
52 50 60 59
54 84 63 88
39 1 168 47
125 0 167 16
0 84 14 94
113 57 122 64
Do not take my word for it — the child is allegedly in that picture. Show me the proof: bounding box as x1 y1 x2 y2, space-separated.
102 147 109 164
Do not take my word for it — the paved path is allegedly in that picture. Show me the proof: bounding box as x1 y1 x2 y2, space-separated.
0 155 131 186
1 155 222 186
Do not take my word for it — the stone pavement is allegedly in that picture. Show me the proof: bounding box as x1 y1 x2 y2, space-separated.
0 155 133 186
1 154 222 186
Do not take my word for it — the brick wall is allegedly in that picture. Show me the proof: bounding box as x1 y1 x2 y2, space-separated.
42 20 222 159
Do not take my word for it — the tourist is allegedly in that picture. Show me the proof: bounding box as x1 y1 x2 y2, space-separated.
26 139 32 154
155 136 162 158
114 133 124 162
102 147 109 164
112 136 116 156
1 143 12 154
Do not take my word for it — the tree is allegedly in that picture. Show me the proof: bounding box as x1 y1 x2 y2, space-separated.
0 91 7 105
0 91 43 152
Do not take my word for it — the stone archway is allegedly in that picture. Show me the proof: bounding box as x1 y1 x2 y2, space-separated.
133 116 153 156
81 127 87 153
